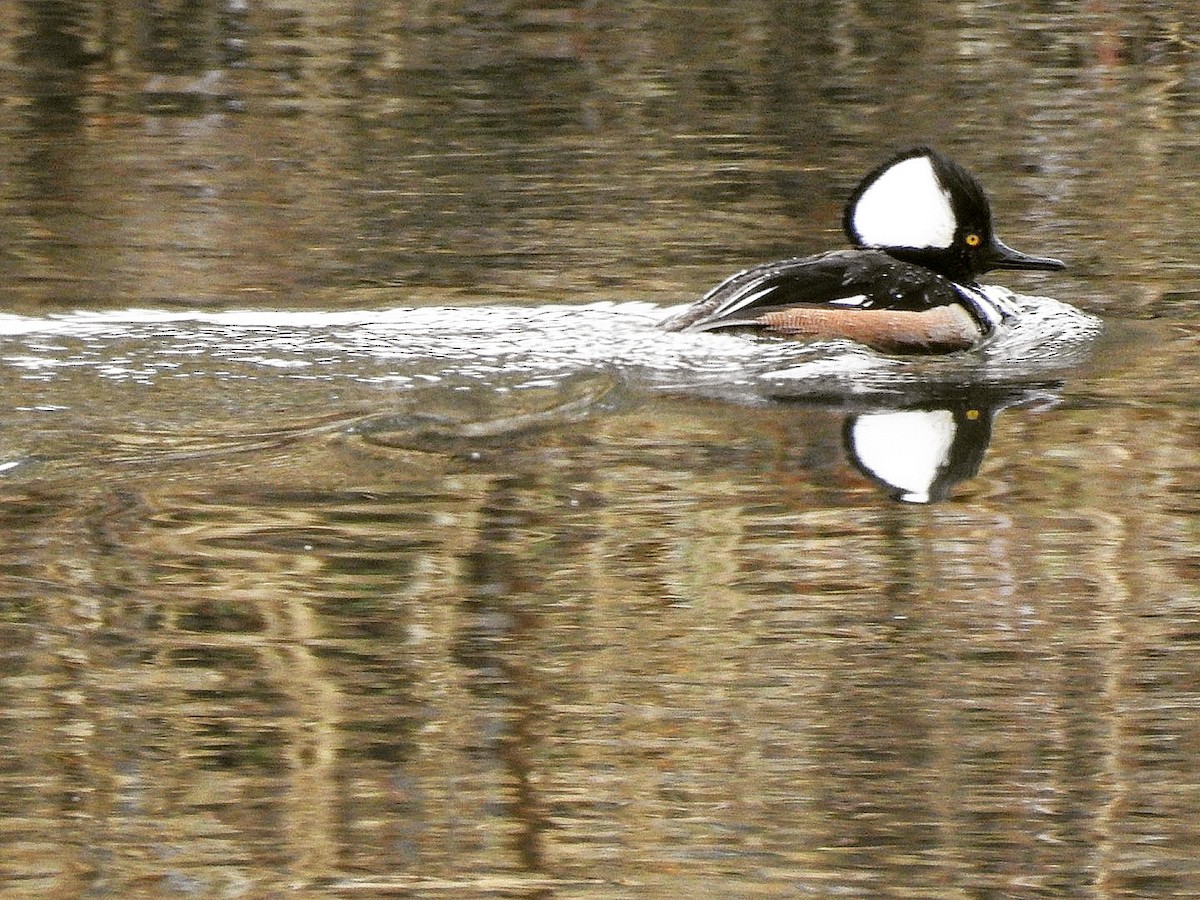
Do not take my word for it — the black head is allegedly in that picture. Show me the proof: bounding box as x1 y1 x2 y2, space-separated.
842 147 1065 284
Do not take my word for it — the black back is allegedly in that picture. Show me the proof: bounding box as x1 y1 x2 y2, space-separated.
660 249 965 332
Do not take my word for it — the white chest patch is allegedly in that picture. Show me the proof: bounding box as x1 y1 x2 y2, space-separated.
849 409 956 503
851 155 956 250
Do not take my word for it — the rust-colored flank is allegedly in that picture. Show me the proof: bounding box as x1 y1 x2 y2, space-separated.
756 304 981 354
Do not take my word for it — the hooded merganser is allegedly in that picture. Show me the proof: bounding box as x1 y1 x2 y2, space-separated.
660 147 1066 353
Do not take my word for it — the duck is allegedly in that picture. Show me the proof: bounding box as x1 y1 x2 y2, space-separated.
659 147 1065 353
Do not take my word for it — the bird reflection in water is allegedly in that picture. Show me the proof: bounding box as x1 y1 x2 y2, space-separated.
838 384 1054 503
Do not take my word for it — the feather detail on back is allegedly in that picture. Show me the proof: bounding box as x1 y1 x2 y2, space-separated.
660 249 970 339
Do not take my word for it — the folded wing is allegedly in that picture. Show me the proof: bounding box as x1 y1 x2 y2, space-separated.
661 249 965 332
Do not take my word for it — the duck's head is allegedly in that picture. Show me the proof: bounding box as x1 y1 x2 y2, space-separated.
842 147 1066 284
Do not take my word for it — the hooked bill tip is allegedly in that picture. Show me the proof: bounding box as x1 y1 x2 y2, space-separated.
986 238 1066 273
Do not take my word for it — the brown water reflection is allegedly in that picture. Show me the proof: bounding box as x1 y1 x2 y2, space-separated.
2 357 1200 895
1 1 1200 897
3 1 1196 313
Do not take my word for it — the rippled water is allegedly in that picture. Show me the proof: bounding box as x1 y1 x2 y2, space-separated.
0 292 1102 503
1 2 1199 898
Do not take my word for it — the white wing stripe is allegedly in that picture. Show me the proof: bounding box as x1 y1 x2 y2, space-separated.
714 284 778 318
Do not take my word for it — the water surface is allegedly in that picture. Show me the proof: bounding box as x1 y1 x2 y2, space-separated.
1 2 1199 897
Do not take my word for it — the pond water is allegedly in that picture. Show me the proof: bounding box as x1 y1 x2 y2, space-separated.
1 2 1199 897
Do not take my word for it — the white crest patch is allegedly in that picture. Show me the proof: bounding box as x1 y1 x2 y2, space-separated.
851 155 956 250
849 409 956 503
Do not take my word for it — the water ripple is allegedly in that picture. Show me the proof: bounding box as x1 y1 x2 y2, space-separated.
0 290 1100 403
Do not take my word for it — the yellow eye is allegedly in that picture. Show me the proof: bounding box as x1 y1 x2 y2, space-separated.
965 233 982 247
